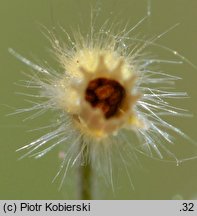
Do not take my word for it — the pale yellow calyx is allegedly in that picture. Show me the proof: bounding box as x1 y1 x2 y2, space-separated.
61 49 143 139
65 48 132 80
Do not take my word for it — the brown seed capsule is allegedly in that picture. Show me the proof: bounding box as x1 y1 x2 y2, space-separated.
87 79 100 90
85 90 96 103
94 101 110 115
95 84 115 100
85 78 125 119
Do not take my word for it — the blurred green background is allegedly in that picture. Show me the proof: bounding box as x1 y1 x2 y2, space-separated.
0 0 197 199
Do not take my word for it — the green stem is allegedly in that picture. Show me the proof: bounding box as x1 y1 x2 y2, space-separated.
79 141 92 200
